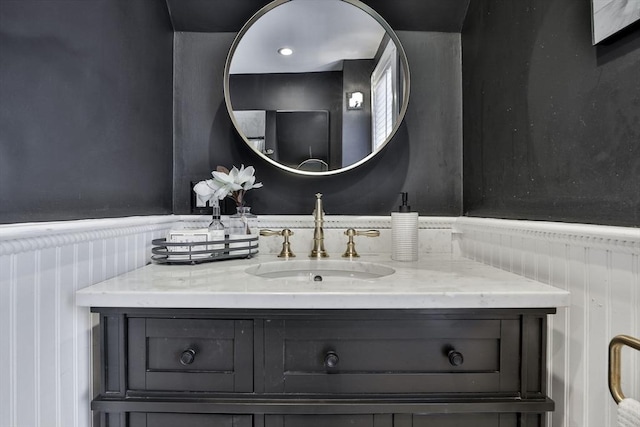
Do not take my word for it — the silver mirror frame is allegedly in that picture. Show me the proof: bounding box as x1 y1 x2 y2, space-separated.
223 0 410 176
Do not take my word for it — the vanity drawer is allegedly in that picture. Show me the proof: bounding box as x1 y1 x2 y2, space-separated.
264 317 520 394
128 318 253 392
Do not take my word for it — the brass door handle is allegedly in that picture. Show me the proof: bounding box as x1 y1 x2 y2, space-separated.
609 334 640 404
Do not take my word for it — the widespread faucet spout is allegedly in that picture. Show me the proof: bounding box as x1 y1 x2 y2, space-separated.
310 193 328 258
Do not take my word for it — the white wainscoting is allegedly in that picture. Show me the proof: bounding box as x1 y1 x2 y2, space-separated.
2 215 638 427
0 216 177 427
454 217 640 427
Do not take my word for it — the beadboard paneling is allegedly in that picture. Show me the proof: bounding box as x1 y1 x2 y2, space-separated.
455 217 640 427
0 216 176 427
2 215 638 427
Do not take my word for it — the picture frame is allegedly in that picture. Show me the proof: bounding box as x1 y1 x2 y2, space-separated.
347 91 364 110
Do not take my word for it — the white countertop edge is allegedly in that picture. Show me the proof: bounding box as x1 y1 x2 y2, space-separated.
76 290 569 309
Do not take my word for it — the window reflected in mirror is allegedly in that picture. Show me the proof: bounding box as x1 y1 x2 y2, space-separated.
371 39 398 151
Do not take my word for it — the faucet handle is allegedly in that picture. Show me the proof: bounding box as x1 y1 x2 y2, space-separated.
342 228 380 258
260 229 295 258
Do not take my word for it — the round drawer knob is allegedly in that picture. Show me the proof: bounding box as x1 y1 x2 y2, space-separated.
180 348 196 365
324 351 340 368
448 350 464 366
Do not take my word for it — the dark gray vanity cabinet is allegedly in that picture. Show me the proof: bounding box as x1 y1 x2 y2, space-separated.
92 308 554 427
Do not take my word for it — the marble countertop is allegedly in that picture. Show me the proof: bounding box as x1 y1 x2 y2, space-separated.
75 253 569 309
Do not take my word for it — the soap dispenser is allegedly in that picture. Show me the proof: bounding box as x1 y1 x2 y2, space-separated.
391 192 418 261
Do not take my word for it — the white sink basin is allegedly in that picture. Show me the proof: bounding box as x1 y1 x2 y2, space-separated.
245 259 395 280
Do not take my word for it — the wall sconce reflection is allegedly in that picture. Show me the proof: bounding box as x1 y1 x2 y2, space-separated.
347 91 364 110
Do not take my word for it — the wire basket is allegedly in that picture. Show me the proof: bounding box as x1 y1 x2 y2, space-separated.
151 235 259 265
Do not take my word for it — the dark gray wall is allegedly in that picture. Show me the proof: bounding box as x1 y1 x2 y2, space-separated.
167 0 470 33
462 0 640 227
0 0 174 223
174 31 462 215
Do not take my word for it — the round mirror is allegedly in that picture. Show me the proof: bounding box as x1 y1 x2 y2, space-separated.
224 0 410 176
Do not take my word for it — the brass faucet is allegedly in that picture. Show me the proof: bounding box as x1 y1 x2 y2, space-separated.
310 193 328 258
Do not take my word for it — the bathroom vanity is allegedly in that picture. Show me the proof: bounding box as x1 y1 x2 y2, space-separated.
77 254 569 427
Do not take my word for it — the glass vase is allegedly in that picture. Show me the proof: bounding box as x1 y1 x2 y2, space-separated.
228 206 258 256
229 206 256 235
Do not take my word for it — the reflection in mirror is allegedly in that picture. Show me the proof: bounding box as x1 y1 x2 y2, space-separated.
224 0 410 175
234 110 267 153
347 92 364 110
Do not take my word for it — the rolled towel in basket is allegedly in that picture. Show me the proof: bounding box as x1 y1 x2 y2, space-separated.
619 398 640 427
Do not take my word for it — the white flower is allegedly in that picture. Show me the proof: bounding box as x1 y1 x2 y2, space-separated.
213 165 262 189
193 164 263 207
193 179 225 207
237 165 263 191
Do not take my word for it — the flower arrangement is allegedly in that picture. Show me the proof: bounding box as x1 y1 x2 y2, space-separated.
193 165 263 207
